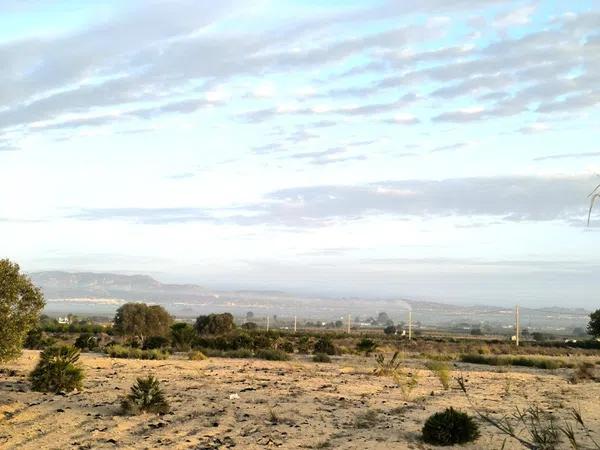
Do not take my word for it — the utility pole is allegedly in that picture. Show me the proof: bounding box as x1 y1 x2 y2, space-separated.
294 316 297 333
266 315 270 332
347 314 351 334
408 310 412 340
515 305 520 346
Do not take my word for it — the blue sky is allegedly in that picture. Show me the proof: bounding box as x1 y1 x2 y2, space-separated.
1 0 599 307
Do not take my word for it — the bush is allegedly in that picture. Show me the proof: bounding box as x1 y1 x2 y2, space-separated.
570 361 597 383
356 338 378 356
74 333 99 351
297 336 313 354
121 375 169 415
460 354 567 369
422 407 479 445
241 322 257 330
24 328 56 350
278 340 295 353
29 345 84 393
314 337 337 355
188 350 208 361
143 335 170 350
313 353 331 363
383 325 397 335
255 349 290 361
200 348 253 359
252 333 274 350
105 345 168 360
170 322 196 351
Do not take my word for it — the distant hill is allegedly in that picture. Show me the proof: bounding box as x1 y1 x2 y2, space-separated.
30 271 590 330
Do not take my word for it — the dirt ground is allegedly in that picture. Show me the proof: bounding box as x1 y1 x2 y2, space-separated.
1 350 599 449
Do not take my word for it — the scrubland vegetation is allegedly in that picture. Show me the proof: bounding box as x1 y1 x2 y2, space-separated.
3 261 600 448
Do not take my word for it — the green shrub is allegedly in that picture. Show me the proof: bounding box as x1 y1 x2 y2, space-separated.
255 349 290 361
356 338 378 356
143 335 170 350
314 337 337 355
200 348 253 358
297 336 313 354
105 344 168 360
383 325 397 335
188 350 207 361
121 375 169 415
24 328 56 350
194 332 255 351
278 340 295 353
422 407 479 445
29 345 84 393
74 333 99 351
460 354 565 369
252 334 274 350
313 353 331 363
170 322 195 351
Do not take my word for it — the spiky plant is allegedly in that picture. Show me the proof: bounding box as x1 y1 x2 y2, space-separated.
29 345 84 393
373 351 403 376
422 407 480 445
121 375 170 415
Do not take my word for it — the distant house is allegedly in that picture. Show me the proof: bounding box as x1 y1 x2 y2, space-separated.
57 316 71 324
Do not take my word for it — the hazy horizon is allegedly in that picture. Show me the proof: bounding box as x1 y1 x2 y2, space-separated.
1 1 599 308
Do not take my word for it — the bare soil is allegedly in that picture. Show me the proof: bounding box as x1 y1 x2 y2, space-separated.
1 350 599 449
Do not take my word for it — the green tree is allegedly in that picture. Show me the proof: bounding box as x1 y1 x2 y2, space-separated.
113 303 173 344
587 309 600 338
194 313 236 335
0 259 45 363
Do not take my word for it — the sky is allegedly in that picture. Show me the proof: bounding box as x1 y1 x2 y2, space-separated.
0 0 599 308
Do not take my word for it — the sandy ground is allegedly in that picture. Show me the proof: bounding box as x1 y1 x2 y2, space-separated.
1 350 599 449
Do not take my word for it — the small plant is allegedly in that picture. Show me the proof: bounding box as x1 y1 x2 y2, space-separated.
425 360 451 390
29 345 84 393
356 338 378 356
570 361 597 384
355 409 379 429
313 353 331 363
374 351 403 376
422 407 480 445
188 350 207 361
394 370 419 401
121 375 170 415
